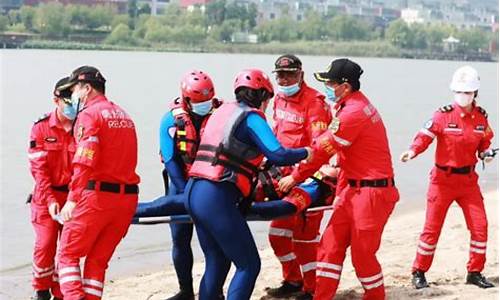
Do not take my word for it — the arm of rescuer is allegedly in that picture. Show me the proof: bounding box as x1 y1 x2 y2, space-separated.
28 121 58 208
159 111 187 192
400 112 442 162
289 97 332 183
245 112 310 165
290 103 368 182
477 120 494 161
61 110 101 221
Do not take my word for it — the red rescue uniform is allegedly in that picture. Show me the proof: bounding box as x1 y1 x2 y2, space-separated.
57 95 140 300
29 110 75 298
269 82 332 293
410 103 493 273
300 91 399 300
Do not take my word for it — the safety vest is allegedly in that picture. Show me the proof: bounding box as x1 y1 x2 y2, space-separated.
189 101 265 197
169 98 220 175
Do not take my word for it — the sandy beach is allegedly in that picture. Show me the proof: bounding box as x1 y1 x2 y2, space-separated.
103 190 499 300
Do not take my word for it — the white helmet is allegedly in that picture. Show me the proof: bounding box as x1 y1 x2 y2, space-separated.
449 65 480 92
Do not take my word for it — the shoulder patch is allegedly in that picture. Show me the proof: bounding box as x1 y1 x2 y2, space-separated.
438 104 453 113
477 106 488 118
424 119 433 129
34 113 50 124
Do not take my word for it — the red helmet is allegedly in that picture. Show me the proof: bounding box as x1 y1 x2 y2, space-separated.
233 69 274 97
180 70 215 103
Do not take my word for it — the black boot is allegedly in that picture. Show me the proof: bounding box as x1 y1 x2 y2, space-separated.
266 281 303 298
293 291 313 300
32 290 51 300
165 289 195 300
466 272 495 289
411 270 429 289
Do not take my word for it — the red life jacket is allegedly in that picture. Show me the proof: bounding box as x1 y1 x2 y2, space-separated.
168 98 221 175
189 101 265 197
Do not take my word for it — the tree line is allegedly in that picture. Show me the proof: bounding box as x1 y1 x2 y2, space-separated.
0 0 496 53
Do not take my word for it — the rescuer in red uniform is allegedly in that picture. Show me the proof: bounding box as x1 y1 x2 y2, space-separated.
56 66 140 300
295 58 399 300
28 77 76 300
265 54 332 299
401 65 495 290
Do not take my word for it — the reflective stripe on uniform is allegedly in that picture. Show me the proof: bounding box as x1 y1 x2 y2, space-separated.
59 266 81 275
59 275 82 284
333 135 351 146
420 128 436 139
417 248 435 256
470 247 486 254
316 270 340 280
278 253 296 262
292 235 320 243
28 151 47 160
419 241 436 250
301 262 317 273
83 278 104 288
269 227 293 238
317 262 343 271
83 287 103 297
470 240 487 247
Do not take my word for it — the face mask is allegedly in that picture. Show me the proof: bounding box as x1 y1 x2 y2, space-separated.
277 82 300 97
191 100 213 116
71 89 83 112
62 103 77 120
325 85 337 103
454 93 474 107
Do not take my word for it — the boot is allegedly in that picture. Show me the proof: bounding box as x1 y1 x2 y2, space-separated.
266 281 303 298
411 270 429 289
466 272 495 289
165 289 195 300
32 290 51 300
293 291 313 300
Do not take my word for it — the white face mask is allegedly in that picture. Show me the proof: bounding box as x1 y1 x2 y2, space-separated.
191 100 213 116
454 93 474 107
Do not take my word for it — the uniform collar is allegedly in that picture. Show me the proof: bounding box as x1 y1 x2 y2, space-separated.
334 90 360 110
49 109 64 129
84 94 107 108
452 101 475 117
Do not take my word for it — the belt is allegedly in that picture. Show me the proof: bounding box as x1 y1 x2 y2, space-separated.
86 180 139 194
348 178 394 188
51 185 69 192
435 164 473 174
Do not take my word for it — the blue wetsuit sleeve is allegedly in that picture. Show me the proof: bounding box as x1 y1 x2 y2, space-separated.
159 112 187 191
245 113 307 166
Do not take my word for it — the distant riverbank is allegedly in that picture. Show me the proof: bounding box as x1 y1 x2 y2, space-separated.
8 38 497 62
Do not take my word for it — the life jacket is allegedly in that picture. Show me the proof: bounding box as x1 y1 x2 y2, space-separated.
169 98 221 175
189 101 265 197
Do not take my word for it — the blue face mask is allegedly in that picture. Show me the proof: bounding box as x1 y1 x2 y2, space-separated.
62 103 77 120
191 100 213 116
325 85 337 103
71 90 82 112
277 82 300 97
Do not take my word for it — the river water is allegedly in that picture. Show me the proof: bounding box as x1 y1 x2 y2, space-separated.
0 50 497 299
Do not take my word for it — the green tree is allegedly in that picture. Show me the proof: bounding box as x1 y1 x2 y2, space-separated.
206 0 226 26
34 3 70 37
0 15 10 32
111 15 130 30
425 24 452 51
208 19 241 42
456 28 489 51
410 23 427 49
106 23 134 45
20 6 36 30
327 15 370 41
87 5 114 29
138 3 151 16
300 10 327 40
128 0 138 29
385 19 413 48
255 17 299 42
171 25 206 45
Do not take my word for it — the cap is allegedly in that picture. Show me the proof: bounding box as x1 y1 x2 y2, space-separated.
53 76 72 99
273 54 302 73
58 65 106 91
314 58 364 85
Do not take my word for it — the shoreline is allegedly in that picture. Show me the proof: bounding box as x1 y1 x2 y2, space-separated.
103 190 499 300
4 39 497 63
